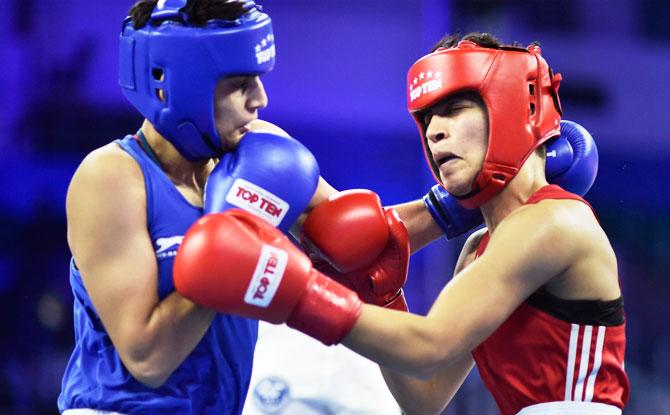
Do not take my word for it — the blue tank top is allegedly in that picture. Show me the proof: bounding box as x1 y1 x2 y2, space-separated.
58 136 258 414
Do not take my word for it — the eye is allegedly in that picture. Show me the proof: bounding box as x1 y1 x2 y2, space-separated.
444 104 467 115
236 79 248 92
421 109 433 126
227 77 250 93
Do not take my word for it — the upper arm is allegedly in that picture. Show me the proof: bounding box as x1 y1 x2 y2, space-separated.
67 145 159 360
426 201 591 359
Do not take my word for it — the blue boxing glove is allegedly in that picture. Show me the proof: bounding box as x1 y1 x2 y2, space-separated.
423 186 483 240
424 120 599 240
204 131 319 232
545 120 598 197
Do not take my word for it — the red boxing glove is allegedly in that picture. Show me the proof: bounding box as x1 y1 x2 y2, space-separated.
173 209 362 346
301 190 410 311
301 190 390 272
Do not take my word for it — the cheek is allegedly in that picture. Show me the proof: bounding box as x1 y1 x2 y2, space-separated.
425 138 438 156
214 91 240 119
463 118 488 161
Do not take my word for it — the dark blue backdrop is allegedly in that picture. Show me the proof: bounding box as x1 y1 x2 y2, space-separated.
1 0 668 413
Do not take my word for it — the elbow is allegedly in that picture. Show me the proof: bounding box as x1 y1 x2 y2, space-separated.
409 355 445 380
125 358 172 388
404 335 465 380
116 330 174 388
120 342 174 388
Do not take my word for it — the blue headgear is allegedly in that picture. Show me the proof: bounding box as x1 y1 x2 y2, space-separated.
119 0 275 161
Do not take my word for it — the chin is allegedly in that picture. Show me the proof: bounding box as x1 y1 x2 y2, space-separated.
218 131 242 150
440 177 472 197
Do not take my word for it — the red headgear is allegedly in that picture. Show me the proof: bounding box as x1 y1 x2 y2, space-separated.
407 40 563 208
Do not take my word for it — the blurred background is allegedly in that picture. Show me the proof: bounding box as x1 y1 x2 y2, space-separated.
1 0 669 413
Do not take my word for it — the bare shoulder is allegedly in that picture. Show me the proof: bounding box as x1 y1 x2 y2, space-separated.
67 143 144 205
72 142 139 180
66 143 148 267
504 198 602 245
491 198 608 273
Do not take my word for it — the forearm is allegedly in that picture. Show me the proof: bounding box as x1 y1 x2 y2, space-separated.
342 304 462 379
123 292 216 387
390 200 443 253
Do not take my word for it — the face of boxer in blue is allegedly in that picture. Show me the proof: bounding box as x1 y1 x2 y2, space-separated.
119 0 276 161
214 75 268 151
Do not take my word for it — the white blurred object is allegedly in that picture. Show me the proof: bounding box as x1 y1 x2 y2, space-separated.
243 322 401 415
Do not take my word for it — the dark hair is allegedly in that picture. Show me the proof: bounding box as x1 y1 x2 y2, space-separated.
430 32 539 53
128 0 247 29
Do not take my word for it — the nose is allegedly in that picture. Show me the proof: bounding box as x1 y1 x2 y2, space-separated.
247 77 268 112
424 116 447 143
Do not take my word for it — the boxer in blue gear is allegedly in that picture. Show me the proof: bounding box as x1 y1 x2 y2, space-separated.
58 1 322 414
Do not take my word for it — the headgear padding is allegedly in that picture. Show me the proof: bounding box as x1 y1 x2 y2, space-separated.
119 0 275 161
407 40 563 208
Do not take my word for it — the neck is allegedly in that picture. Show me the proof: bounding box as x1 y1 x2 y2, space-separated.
480 154 548 234
139 120 214 188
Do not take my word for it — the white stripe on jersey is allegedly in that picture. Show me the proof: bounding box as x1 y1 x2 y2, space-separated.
584 326 607 402
564 324 580 401
574 325 594 401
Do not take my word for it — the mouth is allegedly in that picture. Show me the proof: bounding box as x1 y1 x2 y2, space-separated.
434 152 459 167
238 123 252 134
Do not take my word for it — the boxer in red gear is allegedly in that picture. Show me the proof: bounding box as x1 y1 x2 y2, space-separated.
344 33 629 415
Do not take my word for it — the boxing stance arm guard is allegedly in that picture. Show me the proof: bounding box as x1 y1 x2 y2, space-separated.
425 119 599 240
301 190 410 311
173 209 362 346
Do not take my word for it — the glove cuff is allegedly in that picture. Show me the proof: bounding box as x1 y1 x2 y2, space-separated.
423 184 484 240
287 270 363 346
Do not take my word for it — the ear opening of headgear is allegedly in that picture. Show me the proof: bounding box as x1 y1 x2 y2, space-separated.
407 39 562 209
118 0 275 161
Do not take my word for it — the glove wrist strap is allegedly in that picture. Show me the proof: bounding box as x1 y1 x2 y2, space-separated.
287 271 363 346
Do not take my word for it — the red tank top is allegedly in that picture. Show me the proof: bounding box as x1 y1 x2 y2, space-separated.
471 185 629 414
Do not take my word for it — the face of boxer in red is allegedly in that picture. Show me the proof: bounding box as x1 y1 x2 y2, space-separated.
407 40 563 208
422 93 489 197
